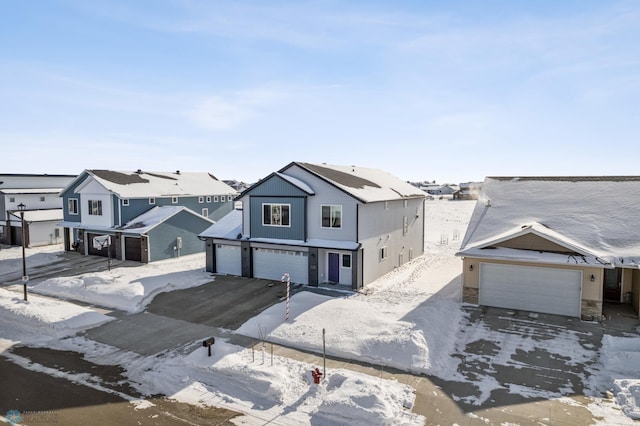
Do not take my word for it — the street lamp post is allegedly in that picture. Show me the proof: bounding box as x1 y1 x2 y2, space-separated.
17 203 27 301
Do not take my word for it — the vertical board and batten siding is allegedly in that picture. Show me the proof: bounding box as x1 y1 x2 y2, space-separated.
112 194 121 226
60 171 89 224
250 196 306 240
146 211 209 261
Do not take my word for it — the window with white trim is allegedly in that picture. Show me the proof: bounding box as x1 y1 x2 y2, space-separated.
262 203 290 226
342 254 351 268
88 200 102 216
122 199 129 206
321 205 342 228
172 196 178 204
206 196 212 203
202 208 209 217
214 195 219 202
198 196 204 203
149 198 155 205
68 198 78 215
403 216 409 235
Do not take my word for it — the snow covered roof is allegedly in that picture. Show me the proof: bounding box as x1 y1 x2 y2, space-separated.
458 176 640 267
118 206 213 235
287 162 426 203
199 209 243 239
1 188 63 194
275 173 315 195
73 170 236 198
8 209 63 222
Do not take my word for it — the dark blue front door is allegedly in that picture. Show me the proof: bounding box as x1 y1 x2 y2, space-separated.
328 252 340 283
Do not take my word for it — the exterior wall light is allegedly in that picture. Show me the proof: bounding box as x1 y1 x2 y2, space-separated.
469 264 474 271
590 274 596 282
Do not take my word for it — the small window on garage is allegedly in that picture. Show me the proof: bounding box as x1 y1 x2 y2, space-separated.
122 199 129 206
342 254 351 268
380 247 388 261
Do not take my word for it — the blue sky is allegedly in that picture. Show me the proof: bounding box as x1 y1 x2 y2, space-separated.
1 1 638 183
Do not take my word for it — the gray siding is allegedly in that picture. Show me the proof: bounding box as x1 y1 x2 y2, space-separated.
147 211 209 261
250 196 306 240
245 174 310 197
119 196 234 224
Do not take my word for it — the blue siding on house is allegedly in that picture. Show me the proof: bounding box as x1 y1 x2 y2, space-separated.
250 196 306 240
60 171 89 223
244 175 310 197
118 196 234 224
147 210 210 261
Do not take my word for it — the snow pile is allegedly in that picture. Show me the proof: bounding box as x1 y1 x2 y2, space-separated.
601 335 640 419
130 338 423 425
0 288 114 340
0 244 63 274
32 253 212 312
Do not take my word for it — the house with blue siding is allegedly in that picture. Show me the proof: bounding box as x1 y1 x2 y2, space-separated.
59 169 236 262
200 162 427 289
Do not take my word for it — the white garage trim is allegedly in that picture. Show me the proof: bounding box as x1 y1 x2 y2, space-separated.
253 248 309 284
479 263 582 317
216 244 242 276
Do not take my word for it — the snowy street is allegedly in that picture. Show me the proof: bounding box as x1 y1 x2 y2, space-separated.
1 200 640 425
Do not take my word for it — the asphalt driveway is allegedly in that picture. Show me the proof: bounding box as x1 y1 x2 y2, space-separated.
85 275 300 355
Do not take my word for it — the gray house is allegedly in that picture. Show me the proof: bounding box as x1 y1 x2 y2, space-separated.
59 169 236 262
200 162 427 289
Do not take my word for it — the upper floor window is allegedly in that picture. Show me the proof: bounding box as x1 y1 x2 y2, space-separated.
88 200 102 216
263 203 290 227
206 196 212 203
149 198 155 205
198 196 204 203
172 196 178 204
122 199 129 206
213 195 219 202
40 196 45 202
403 216 409 235
68 198 78 215
321 205 342 228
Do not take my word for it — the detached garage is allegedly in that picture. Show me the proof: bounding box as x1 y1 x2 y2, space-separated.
479 263 582 317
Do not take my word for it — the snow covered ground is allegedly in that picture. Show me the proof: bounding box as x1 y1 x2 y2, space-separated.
1 199 640 424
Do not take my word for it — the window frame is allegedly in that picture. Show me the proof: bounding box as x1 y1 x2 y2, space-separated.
122 199 129 206
201 208 209 217
149 198 155 205
262 203 291 227
380 246 388 261
213 195 219 202
403 216 409 235
40 196 45 202
198 196 204 203
88 199 103 216
342 254 352 268
68 198 79 215
321 204 342 229
206 196 212 203
172 196 178 204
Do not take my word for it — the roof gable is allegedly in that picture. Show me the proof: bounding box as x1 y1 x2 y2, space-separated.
239 172 314 198
118 206 213 235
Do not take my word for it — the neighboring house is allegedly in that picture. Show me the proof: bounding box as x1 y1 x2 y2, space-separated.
200 162 427 290
223 179 251 193
457 176 640 320
453 182 483 200
420 183 459 196
58 169 236 263
0 174 76 247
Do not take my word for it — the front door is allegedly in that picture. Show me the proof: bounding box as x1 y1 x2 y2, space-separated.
328 252 340 283
603 268 622 302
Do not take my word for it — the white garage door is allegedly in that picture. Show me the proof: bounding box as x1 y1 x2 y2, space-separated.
253 248 309 284
215 244 242 276
479 263 582 317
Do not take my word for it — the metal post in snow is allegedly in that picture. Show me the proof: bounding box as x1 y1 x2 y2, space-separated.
322 328 326 380
281 273 290 321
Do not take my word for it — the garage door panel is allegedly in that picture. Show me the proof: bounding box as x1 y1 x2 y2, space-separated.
216 245 241 276
479 263 581 317
253 248 308 284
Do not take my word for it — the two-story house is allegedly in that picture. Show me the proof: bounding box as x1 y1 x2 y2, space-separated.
199 162 427 290
59 169 236 263
0 173 76 247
